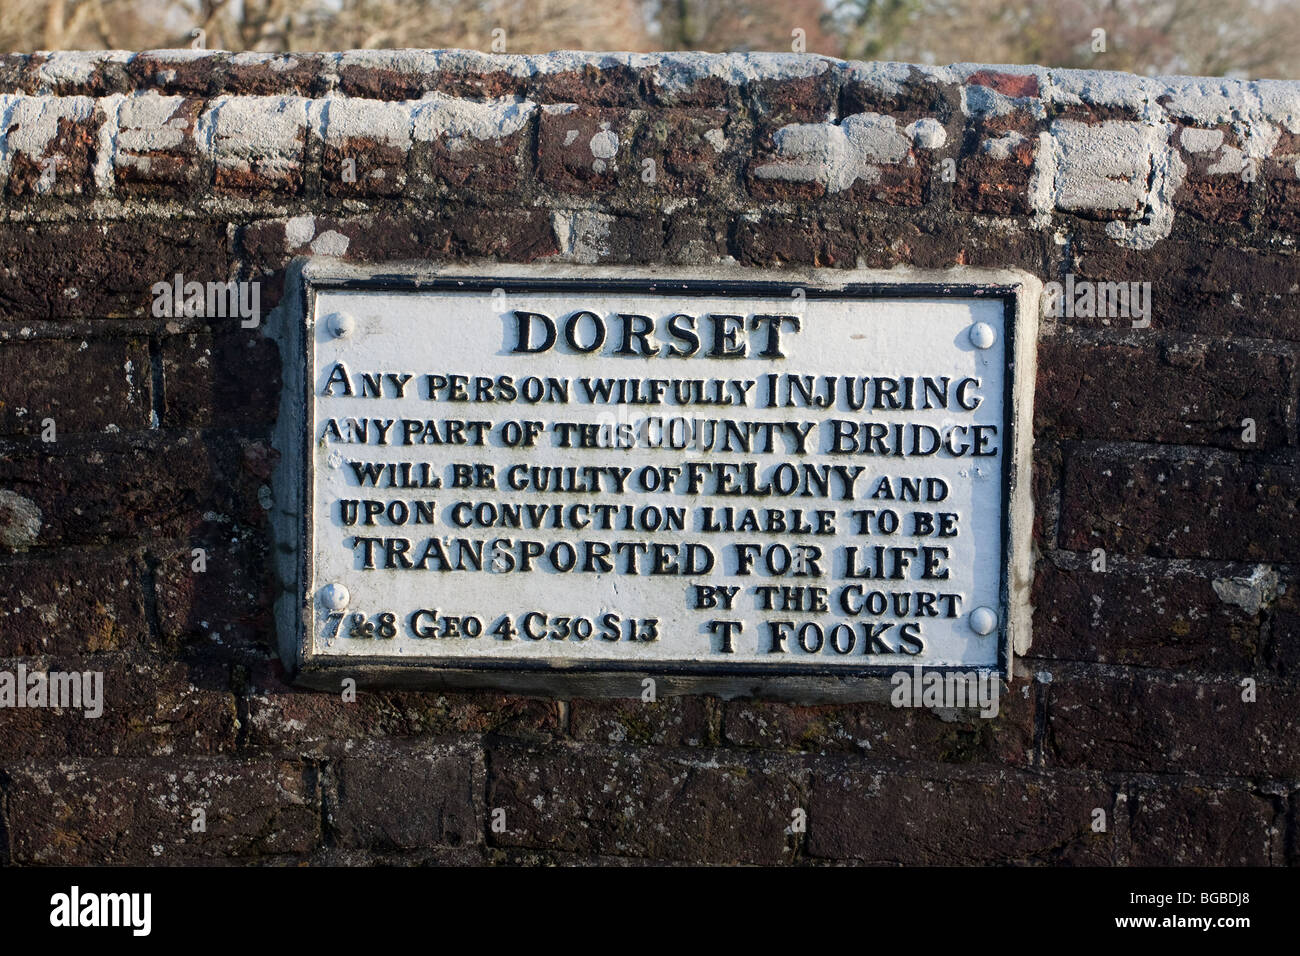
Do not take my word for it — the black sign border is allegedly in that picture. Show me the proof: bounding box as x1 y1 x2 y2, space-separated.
291 272 1025 692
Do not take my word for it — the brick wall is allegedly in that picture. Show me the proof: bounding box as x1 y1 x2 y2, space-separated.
0 49 1296 865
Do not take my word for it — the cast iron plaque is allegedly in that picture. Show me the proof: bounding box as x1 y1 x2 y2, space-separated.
284 267 1037 692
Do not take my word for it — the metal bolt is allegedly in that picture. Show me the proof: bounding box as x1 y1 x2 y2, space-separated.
326 312 355 338
969 606 998 635
320 583 350 611
969 322 996 349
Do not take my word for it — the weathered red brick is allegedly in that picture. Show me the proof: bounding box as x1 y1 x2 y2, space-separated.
30 52 133 97
0 657 236 758
556 211 666 263
126 52 231 96
113 93 204 196
487 744 802 863
209 95 310 194
239 209 558 284
1174 123 1251 224
160 331 280 428
805 767 1114 864
630 108 735 199
731 213 864 269
0 431 265 548
0 219 230 321
747 65 840 125
1263 129 1300 233
5 756 317 863
966 69 1040 99
1059 446 1300 563
1045 672 1300 776
1269 569 1300 677
1031 553 1264 671
1066 235 1300 340
320 98 412 198
722 688 1036 766
1035 332 1294 451
841 66 961 124
570 696 715 747
658 216 725 264
409 98 533 196
954 112 1039 215
225 53 326 96
2 96 99 198
538 105 638 191
327 740 483 850
1129 783 1282 865
153 536 274 651
335 53 521 101
245 660 560 752
0 549 147 655
0 54 31 92
0 337 152 436
532 64 648 107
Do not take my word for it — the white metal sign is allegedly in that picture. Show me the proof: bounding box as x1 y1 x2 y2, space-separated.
287 268 1036 685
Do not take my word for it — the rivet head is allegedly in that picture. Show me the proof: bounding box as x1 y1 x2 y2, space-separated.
326 312 355 338
320 583 349 611
970 606 998 635
969 322 996 349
